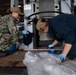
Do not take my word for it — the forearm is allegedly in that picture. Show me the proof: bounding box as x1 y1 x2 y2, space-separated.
52 40 59 46
62 43 72 55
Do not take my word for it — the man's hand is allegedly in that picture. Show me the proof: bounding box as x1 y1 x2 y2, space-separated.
7 44 16 51
48 44 54 49
22 30 29 34
58 53 66 60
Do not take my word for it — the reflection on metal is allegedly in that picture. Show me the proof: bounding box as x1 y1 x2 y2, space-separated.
24 4 31 10
24 2 34 49
40 33 53 41
14 0 19 7
11 0 19 8
11 0 14 8
60 0 72 14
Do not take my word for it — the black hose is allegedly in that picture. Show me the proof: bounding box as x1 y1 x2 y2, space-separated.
26 11 64 19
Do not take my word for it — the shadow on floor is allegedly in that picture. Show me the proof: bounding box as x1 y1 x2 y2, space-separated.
0 67 28 75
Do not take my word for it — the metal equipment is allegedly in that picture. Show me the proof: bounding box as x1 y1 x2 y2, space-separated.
23 0 75 49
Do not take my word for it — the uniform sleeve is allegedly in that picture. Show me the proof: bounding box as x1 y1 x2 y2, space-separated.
51 16 75 44
7 17 19 42
0 17 3 38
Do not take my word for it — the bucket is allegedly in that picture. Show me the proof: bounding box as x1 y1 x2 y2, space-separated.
48 49 57 54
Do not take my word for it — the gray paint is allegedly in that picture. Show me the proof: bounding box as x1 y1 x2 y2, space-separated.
39 0 54 17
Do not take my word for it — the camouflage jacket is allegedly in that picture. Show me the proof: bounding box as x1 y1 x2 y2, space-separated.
0 14 21 51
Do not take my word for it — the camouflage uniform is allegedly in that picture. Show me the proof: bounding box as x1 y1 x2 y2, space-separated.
0 14 21 51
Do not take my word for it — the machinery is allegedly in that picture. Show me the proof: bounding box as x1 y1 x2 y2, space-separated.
23 0 76 49
0 0 76 50
1 0 76 74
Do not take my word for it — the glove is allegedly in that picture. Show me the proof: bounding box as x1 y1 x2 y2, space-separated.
48 44 54 49
58 53 66 60
22 30 29 34
7 44 16 51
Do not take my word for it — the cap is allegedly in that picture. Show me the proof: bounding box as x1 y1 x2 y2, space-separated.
11 7 23 15
36 19 46 35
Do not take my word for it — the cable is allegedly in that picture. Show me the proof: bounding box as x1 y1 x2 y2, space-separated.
25 11 64 19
